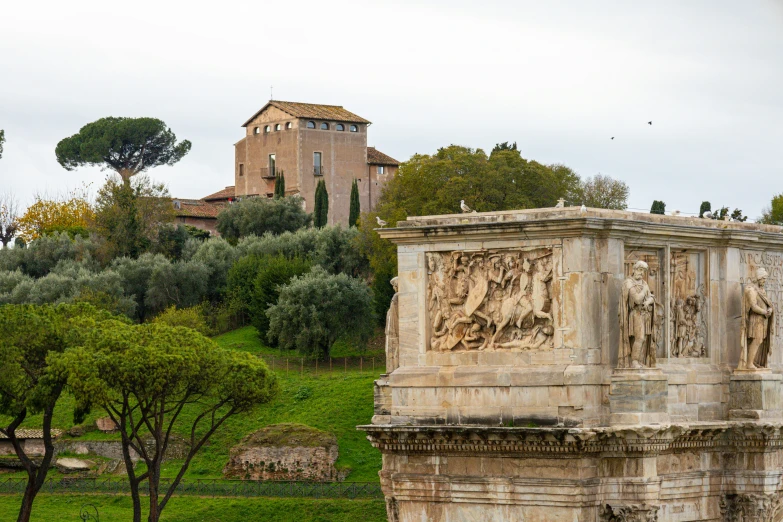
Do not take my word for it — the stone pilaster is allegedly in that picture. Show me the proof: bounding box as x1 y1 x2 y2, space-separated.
609 369 669 425
728 371 782 420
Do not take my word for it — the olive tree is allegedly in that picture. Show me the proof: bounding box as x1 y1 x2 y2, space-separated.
0 304 118 522
216 196 311 241
51 321 277 522
267 266 374 359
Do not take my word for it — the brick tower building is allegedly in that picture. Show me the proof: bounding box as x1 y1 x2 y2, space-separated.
234 100 399 226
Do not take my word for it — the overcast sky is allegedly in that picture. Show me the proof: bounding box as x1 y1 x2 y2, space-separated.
1 1 781 218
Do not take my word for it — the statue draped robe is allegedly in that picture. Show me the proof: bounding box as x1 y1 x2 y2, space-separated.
739 283 775 369
618 277 657 368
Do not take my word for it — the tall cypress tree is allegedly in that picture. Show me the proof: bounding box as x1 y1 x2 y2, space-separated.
274 171 285 199
314 179 329 228
699 201 711 218
349 179 360 227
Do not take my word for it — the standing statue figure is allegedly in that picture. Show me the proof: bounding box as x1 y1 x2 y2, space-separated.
385 277 400 372
739 267 775 370
619 261 657 369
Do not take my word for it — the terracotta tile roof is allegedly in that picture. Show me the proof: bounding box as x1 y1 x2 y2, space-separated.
0 429 62 440
173 199 224 219
367 147 400 166
203 186 236 202
242 100 371 127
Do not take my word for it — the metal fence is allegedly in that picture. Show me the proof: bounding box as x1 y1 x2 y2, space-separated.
261 355 386 376
0 478 383 499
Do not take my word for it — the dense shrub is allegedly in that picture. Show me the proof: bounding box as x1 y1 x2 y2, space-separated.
237 226 367 276
152 305 212 336
216 196 312 241
267 266 374 359
0 232 99 278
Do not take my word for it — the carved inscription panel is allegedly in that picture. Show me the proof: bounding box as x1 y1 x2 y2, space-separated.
740 250 783 344
669 251 708 358
427 248 555 352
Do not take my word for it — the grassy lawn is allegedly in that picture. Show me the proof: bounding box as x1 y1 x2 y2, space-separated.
2 326 382 482
0 495 387 522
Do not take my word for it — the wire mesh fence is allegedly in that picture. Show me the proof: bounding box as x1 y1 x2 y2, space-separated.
260 355 386 376
0 477 383 499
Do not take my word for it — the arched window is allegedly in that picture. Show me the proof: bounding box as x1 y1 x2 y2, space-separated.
286 122 292 129
254 127 260 135
264 125 271 133
307 121 316 129
349 125 358 132
336 124 345 131
320 122 329 130
275 124 281 131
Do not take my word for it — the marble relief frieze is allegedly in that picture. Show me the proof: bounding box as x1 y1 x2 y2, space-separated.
427 248 555 352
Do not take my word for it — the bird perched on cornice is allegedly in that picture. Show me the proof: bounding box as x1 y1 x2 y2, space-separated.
581 204 587 213
671 210 681 216
460 200 474 213
376 216 387 228
555 198 565 208
702 211 713 219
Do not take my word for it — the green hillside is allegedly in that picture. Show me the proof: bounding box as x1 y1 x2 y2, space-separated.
0 495 386 522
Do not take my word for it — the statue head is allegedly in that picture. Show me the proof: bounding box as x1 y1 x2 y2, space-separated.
632 260 649 281
522 258 532 273
390 277 399 292
427 256 436 272
757 268 768 287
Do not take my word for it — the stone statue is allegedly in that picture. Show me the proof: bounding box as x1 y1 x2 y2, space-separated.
739 267 775 370
619 261 657 369
385 277 400 372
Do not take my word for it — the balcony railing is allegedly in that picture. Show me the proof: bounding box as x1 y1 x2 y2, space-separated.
260 167 278 179
313 166 324 176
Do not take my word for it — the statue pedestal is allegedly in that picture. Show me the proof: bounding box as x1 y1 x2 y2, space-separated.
372 375 392 425
728 370 782 421
609 368 669 425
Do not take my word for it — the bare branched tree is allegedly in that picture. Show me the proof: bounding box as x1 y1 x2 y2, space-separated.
577 174 629 210
0 191 20 247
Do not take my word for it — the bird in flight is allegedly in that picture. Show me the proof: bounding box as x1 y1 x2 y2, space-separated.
376 216 387 228
460 200 474 213
648 121 652 125
611 137 615 140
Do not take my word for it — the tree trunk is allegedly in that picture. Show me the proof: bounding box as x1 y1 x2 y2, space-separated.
147 464 160 522
16 479 35 522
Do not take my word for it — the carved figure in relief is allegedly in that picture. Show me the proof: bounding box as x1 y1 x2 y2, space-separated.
427 248 554 352
385 277 400 372
739 267 775 370
619 261 657 369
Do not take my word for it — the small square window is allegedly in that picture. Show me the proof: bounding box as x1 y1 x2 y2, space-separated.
264 125 270 133
320 122 329 130
286 122 293 129
349 125 358 132
336 124 345 131
377 166 385 175
239 164 244 177
275 124 281 131
307 121 316 129
253 127 260 135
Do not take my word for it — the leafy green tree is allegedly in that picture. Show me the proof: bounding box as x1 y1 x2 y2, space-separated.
55 117 191 185
576 174 629 209
274 171 286 199
0 303 119 522
759 194 783 225
699 201 711 218
650 200 666 215
151 305 212 336
246 255 311 344
236 226 368 277
708 206 747 222
153 224 190 260
51 321 277 522
191 237 238 301
93 175 175 260
314 180 329 228
267 266 374 359
0 232 98 278
349 179 360 227
111 253 171 322
216 196 311 241
491 141 517 153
